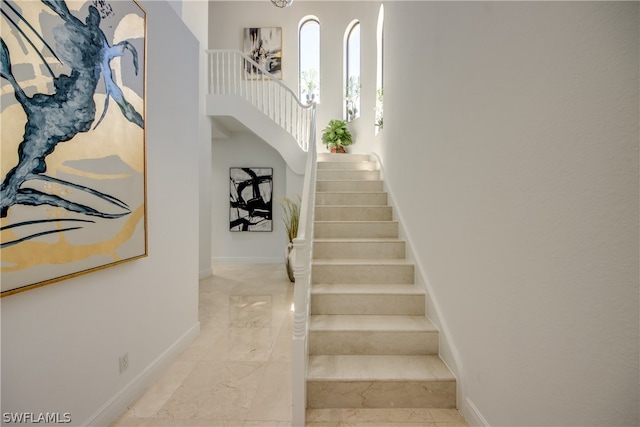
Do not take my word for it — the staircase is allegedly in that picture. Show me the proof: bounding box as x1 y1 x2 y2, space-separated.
307 153 456 410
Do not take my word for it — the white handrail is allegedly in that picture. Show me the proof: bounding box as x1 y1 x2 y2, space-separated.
291 106 317 427
207 49 314 151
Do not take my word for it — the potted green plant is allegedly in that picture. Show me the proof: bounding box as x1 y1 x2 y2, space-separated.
321 119 353 153
279 196 300 282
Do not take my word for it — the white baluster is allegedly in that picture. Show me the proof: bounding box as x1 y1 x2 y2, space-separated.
209 52 213 94
232 52 237 96
244 56 247 99
208 50 317 150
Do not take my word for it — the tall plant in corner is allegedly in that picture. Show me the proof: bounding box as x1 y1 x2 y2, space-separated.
280 196 300 282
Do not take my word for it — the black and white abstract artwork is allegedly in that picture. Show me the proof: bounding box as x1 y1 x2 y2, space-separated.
243 27 282 79
229 168 273 232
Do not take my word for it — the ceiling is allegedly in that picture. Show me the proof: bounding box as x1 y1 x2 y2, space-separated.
211 116 252 139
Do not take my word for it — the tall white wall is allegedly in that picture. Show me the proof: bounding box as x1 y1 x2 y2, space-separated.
379 2 639 426
179 0 214 279
208 1 381 155
0 2 200 424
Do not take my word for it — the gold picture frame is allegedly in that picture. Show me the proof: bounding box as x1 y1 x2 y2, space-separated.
0 0 147 297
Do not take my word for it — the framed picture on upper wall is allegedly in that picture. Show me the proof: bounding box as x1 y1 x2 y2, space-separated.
229 168 273 232
0 0 147 297
243 27 282 79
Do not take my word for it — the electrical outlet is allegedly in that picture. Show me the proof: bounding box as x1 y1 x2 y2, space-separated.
119 353 129 374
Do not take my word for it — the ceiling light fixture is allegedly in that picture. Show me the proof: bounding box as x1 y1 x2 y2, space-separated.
271 0 293 8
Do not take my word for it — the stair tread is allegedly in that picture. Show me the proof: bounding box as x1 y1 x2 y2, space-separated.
317 170 378 173
314 237 402 242
313 259 413 265
317 165 372 167
316 191 387 194
314 220 398 223
317 153 370 159
312 283 423 295
316 205 390 208
318 169 378 172
310 314 436 332
308 355 454 381
316 194 385 197
317 177 382 181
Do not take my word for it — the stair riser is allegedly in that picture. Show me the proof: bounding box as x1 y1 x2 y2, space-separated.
318 153 371 162
311 294 424 315
309 331 438 355
316 193 387 206
316 181 383 192
314 222 398 239
314 241 405 260
317 161 377 171
307 380 456 409
317 170 380 181
312 264 414 284
315 206 392 221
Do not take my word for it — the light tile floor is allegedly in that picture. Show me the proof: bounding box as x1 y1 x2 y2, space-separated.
110 263 469 427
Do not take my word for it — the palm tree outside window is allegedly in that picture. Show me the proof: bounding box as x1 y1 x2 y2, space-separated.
345 20 361 122
299 17 320 104
375 5 384 133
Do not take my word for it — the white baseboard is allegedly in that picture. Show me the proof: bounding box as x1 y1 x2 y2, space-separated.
211 257 283 264
462 397 490 427
371 152 476 425
83 322 201 427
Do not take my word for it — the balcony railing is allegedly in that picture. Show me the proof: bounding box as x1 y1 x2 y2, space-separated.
207 49 314 151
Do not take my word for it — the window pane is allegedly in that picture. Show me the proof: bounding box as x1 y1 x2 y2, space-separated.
299 19 320 103
376 5 384 133
346 22 360 121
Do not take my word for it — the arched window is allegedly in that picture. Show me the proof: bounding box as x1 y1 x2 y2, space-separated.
375 5 384 133
299 17 320 104
344 20 360 122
